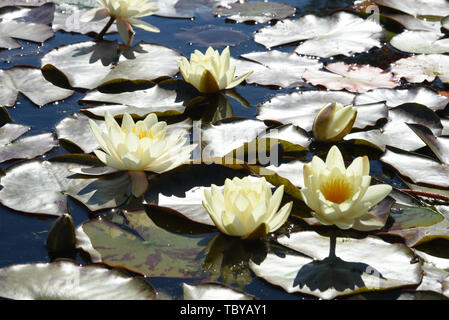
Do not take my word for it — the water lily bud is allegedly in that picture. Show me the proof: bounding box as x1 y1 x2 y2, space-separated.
202 177 292 240
46 213 76 253
300 145 392 230
312 103 357 142
178 46 253 94
89 112 196 197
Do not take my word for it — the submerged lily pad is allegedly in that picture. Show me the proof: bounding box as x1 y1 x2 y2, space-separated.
41 41 182 90
303 62 398 93
76 209 209 278
214 2 295 24
0 260 156 300
0 66 74 107
250 231 422 299
390 54 449 83
254 11 383 58
232 51 322 88
257 90 387 132
175 25 249 47
0 159 130 216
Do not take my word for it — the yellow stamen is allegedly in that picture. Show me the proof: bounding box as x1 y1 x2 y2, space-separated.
320 175 353 204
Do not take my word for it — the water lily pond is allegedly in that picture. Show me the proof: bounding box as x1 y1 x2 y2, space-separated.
1 0 449 301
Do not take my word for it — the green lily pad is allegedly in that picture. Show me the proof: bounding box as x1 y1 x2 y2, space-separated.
232 50 322 88
250 231 422 299
257 90 387 132
345 103 442 151
254 11 383 58
0 158 130 216
355 87 449 112
0 260 156 300
214 2 295 24
41 41 182 90
0 66 74 107
76 209 209 278
183 282 256 300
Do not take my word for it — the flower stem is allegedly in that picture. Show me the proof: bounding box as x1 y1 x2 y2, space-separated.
328 232 337 260
96 17 115 41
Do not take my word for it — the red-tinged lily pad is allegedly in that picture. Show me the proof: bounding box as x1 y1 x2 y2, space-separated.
0 158 130 216
0 260 157 300
76 209 210 278
0 66 74 107
249 231 422 300
254 11 383 58
302 62 399 93
214 2 295 24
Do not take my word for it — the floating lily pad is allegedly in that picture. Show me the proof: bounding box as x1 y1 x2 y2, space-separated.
175 25 249 47
80 86 186 117
0 260 156 300
257 90 387 131
76 209 209 278
391 31 449 54
0 19 53 49
345 103 442 151
355 87 449 112
0 158 130 216
254 11 383 58
374 0 449 18
414 249 449 298
0 123 58 163
214 2 295 24
407 123 449 164
232 51 322 88
41 41 182 90
0 3 54 25
0 66 74 107
382 14 441 33
390 54 449 83
183 282 256 300
303 62 398 93
250 231 422 299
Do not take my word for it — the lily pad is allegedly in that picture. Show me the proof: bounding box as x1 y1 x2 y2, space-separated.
214 2 295 24
0 158 130 216
257 90 387 131
80 86 186 117
250 231 422 299
0 123 58 163
0 19 53 49
254 11 383 58
232 50 322 88
183 282 256 300
390 31 449 54
0 260 157 300
414 249 449 298
175 25 249 47
76 209 209 278
302 62 398 93
345 103 442 151
355 87 449 112
0 66 74 107
390 54 449 83
41 41 182 90
382 13 441 33
373 0 449 18
0 3 54 25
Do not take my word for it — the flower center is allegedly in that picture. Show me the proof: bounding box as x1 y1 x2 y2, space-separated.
124 125 153 140
320 174 353 204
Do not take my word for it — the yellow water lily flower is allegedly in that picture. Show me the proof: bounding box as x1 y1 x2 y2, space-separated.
203 177 292 240
89 112 195 197
178 46 253 94
300 146 392 230
81 0 160 45
312 103 357 142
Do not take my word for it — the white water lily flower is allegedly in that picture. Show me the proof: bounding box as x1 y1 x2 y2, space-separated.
203 177 292 240
178 46 253 94
300 146 392 230
81 0 160 45
89 112 195 197
312 103 357 142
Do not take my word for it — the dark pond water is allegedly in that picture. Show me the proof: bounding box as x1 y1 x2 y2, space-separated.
0 0 406 300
